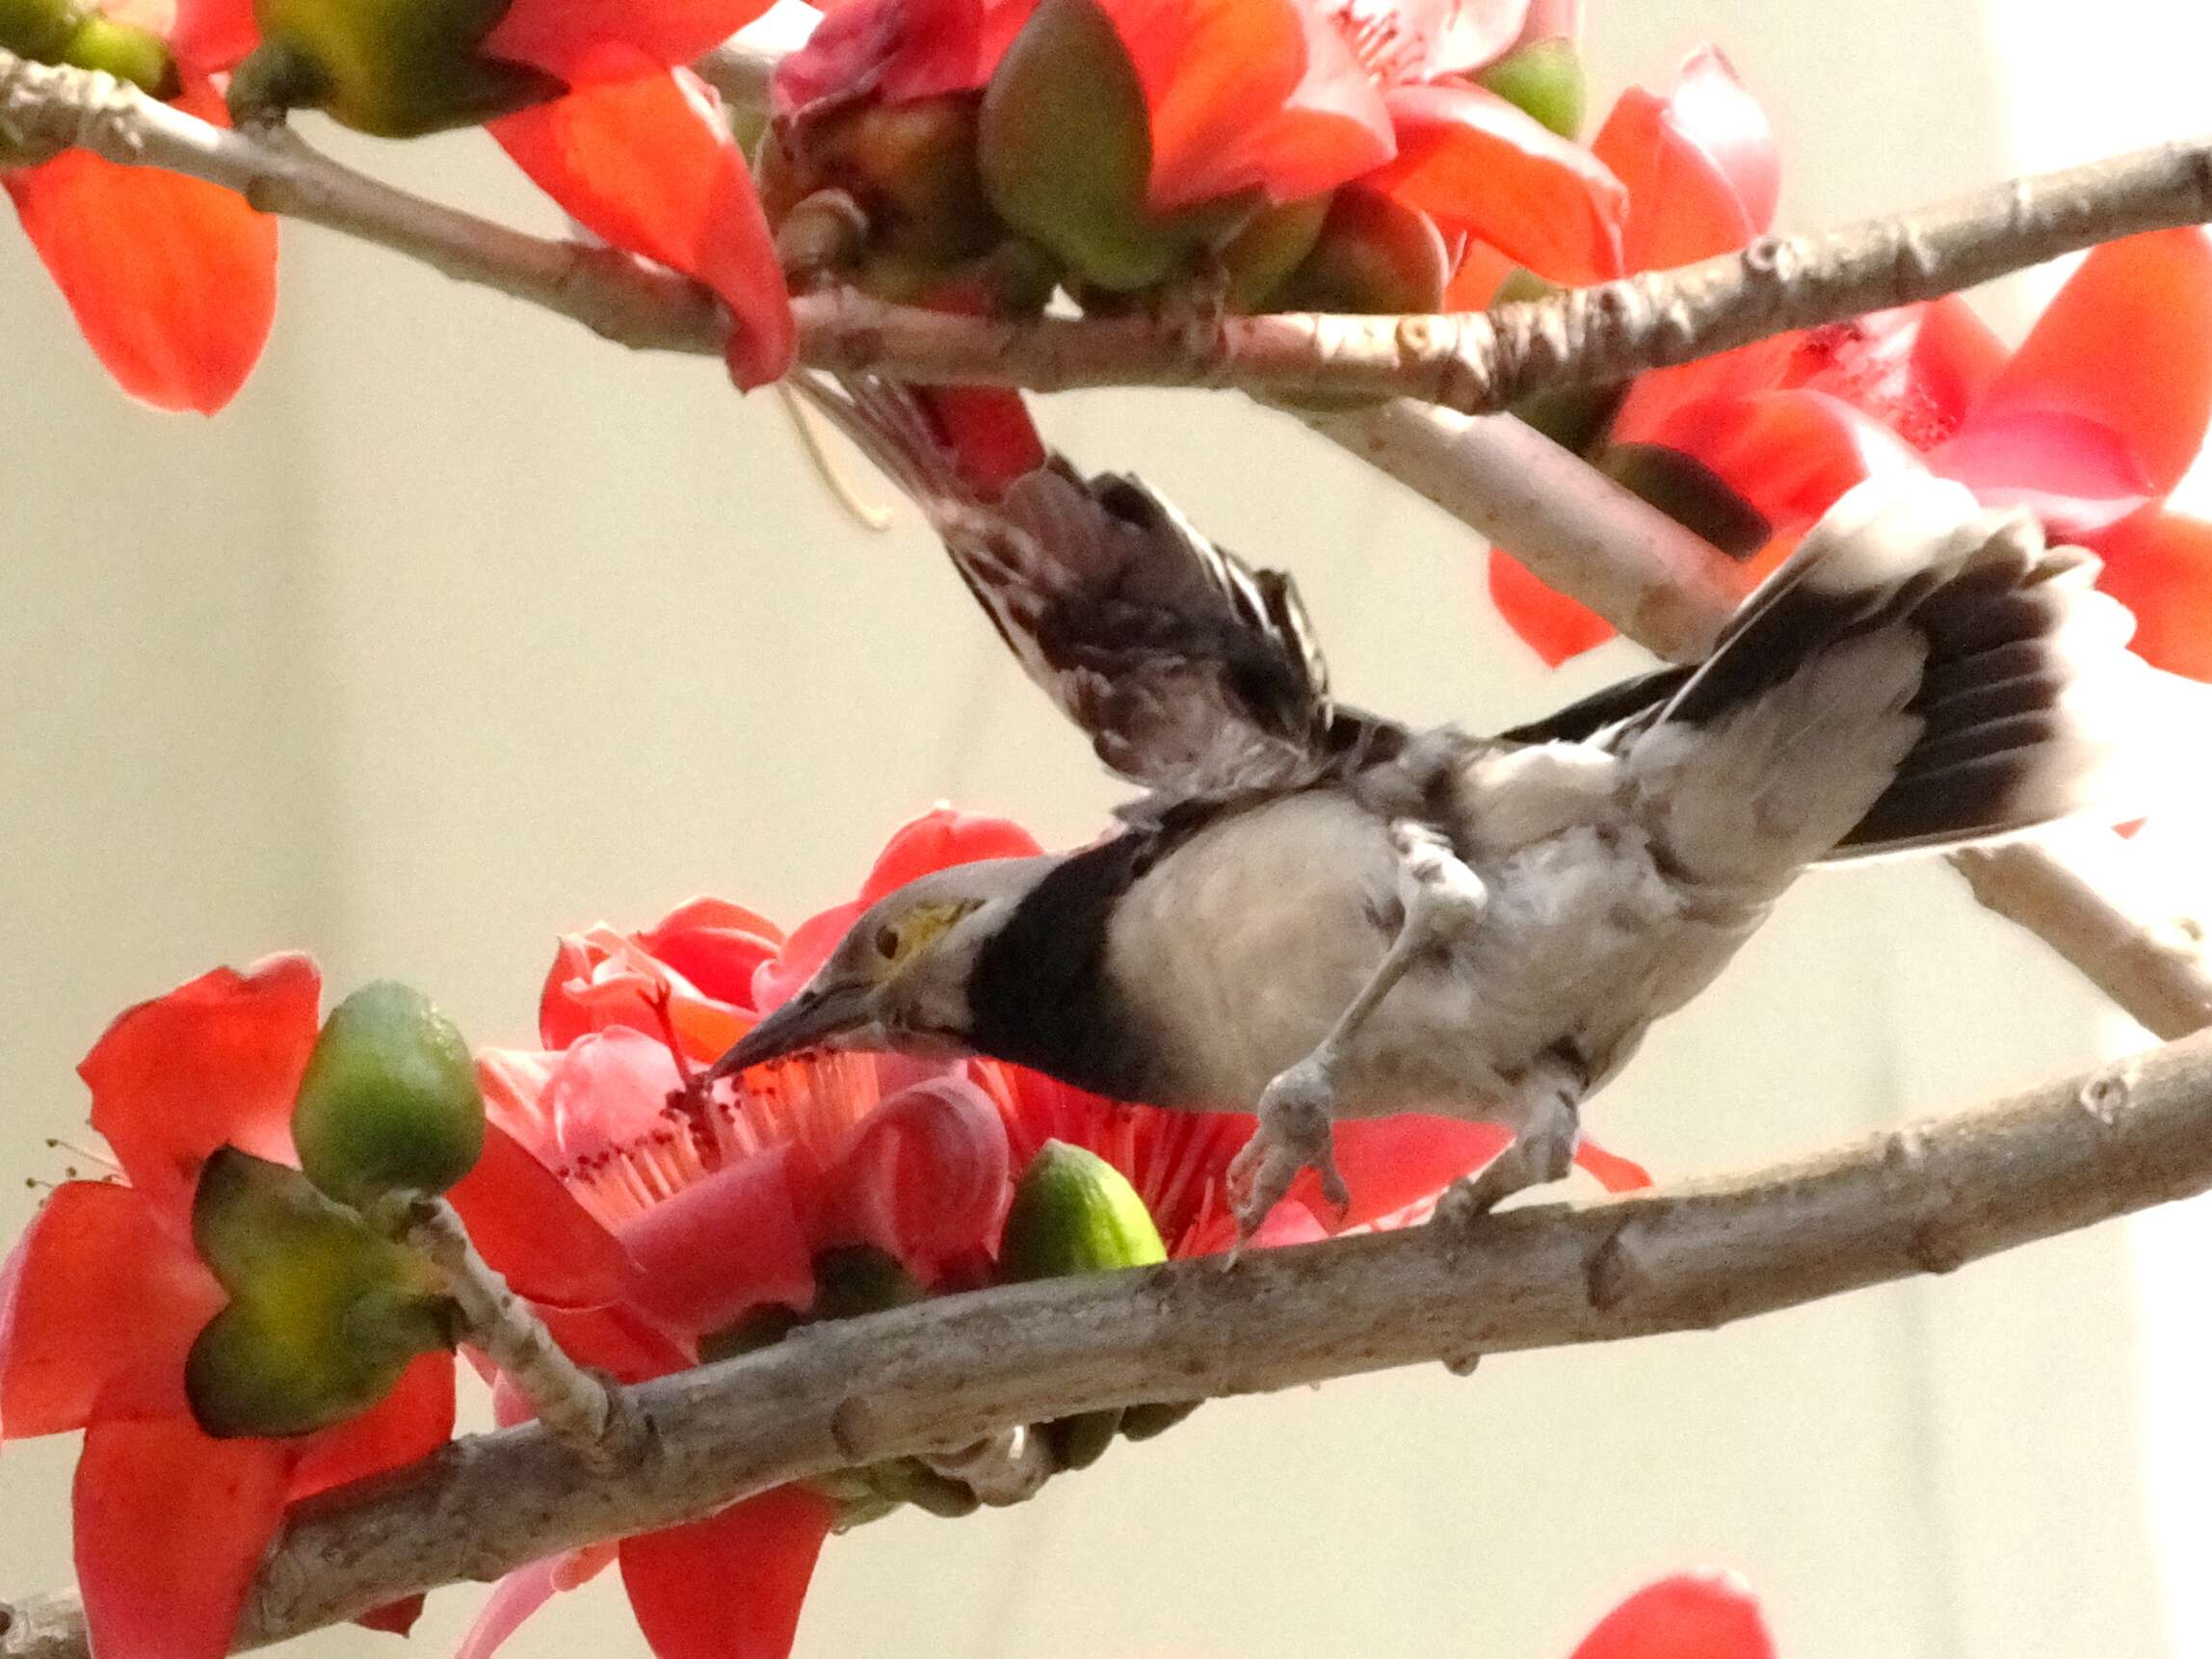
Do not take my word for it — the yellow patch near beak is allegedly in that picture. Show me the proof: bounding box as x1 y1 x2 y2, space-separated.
870 900 981 977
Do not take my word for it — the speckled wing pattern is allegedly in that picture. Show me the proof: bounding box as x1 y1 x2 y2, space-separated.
800 372 1378 800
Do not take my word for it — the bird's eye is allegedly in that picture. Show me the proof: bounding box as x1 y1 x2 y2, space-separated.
874 923 903 961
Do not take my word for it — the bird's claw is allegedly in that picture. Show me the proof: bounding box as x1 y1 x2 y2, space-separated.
1226 1057 1349 1248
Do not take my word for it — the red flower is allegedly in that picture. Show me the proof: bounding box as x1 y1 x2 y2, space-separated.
0 958 460 1659
1567 1571 1775 1659
461 804 1543 1659
1488 53 2212 684
3 2 276 413
778 0 1622 285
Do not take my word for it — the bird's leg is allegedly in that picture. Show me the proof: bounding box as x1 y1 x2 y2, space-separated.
1226 824 1490 1241
1436 1066 1584 1224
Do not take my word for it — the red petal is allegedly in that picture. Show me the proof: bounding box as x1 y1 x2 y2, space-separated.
1573 1137 1651 1193
1637 388 1922 531
1442 235 1515 308
485 0 774 79
1900 297 2006 434
1107 0 1394 212
491 65 794 388
478 1047 564 1163
753 902 866 1012
528 1302 695 1383
1608 333 1804 451
1 1182 222 1437
1569 1571 1775 1659
1930 409 2153 535
1328 1115 1512 1227
1486 548 1617 664
353 1597 426 1637
2088 509 2212 683
861 806 1047 899
774 0 1019 116
642 900 786 1007
1372 82 1625 283
287 1352 456 1501
74 1412 291 1659
1964 229 2212 497
79 953 316 1222
619 1147 821 1334
1592 47 1775 271
170 0 259 74
825 1075 1011 1277
5 111 276 414
456 1559 565 1659
619 1488 838 1659
916 386 1049 498
448 1122 637 1309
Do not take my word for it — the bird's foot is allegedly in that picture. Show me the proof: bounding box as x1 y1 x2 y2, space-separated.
1226 1054 1351 1251
1435 1081 1581 1226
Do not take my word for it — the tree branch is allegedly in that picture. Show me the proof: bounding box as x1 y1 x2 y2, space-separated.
8 1029 2212 1659
7 47 2212 412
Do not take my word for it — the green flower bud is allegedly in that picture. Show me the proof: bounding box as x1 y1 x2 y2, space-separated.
1474 38 1586 141
1222 194 1331 314
1270 189 1448 319
1597 443 1770 559
1000 1141 1168 1469
229 0 559 137
0 0 82 66
187 1148 456 1438
293 981 486 1207
60 13 176 95
1000 1141 1168 1282
979 0 1245 292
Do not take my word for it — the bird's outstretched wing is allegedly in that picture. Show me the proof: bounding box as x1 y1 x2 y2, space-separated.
800 373 1387 799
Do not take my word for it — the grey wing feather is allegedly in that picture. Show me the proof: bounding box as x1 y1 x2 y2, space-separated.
798 371 1378 798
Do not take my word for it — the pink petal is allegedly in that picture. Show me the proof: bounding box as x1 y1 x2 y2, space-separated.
826 1075 1012 1277
74 1411 291 1659
491 63 794 388
477 1047 565 1163
620 1146 821 1334
1 1182 223 1437
1373 82 1625 283
752 902 866 1012
80 953 316 1218
547 1028 691 1169
1568 1570 1776 1659
619 1488 839 1659
775 0 1016 117
1966 228 2212 497
1337 0 1533 78
456 1559 566 1659
1929 408 2154 536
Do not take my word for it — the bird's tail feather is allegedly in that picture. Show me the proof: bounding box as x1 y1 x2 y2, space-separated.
1630 474 2149 888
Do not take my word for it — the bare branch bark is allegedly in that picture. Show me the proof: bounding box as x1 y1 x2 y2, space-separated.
399 1198 640 1470
1300 400 1744 663
9 1030 2212 1659
7 48 2211 412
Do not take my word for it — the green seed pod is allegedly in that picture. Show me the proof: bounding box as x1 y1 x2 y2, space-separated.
1597 442 1770 559
1474 37 1586 141
186 1148 456 1437
229 0 558 137
979 0 1243 292
1222 194 1332 313
293 981 486 1207
1270 188 1449 318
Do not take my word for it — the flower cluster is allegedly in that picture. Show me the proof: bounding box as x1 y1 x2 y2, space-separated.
1482 50 2212 682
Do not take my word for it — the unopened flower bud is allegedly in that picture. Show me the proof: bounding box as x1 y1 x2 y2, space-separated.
1474 38 1586 140
293 981 486 1206
186 1148 456 1437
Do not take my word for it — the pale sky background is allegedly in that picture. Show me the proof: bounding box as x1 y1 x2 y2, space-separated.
3 1 2211 1655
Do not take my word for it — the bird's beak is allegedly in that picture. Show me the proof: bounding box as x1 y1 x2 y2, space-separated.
707 979 877 1080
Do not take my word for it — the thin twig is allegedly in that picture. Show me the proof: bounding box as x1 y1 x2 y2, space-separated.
7 48 2212 410
9 1030 2212 1659
399 1198 640 1472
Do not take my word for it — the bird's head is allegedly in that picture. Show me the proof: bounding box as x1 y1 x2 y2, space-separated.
710 856 1056 1073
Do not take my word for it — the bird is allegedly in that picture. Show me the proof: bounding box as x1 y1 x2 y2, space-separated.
711 374 2155 1238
